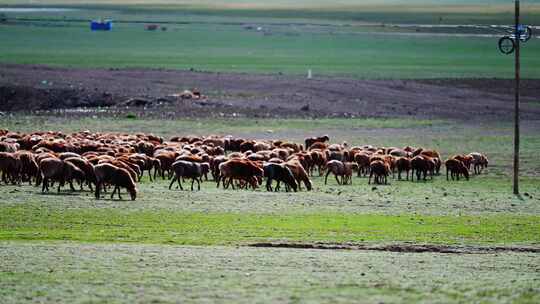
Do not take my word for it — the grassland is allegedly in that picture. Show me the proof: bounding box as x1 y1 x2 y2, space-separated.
1 21 539 78
2 1 540 301
1 243 538 304
1 1 540 78
1 115 540 302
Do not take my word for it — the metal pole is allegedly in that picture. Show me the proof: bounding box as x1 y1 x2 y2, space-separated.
513 0 520 195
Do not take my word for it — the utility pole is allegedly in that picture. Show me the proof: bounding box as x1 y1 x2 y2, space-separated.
513 0 520 195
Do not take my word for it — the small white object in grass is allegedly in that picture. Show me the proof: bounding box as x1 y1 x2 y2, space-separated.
266 129 274 133
307 69 312 79
256 27 262 31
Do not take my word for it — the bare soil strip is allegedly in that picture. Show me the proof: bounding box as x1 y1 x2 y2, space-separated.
248 242 540 254
1 64 540 120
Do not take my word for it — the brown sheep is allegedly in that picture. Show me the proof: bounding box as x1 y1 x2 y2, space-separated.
452 154 473 170
395 157 412 180
64 157 96 191
468 152 489 174
263 162 298 192
15 151 39 185
217 159 263 190
308 142 329 151
445 159 469 181
169 161 210 191
410 156 433 182
94 163 137 200
309 149 327 176
305 135 330 150
40 157 84 193
285 159 312 191
369 160 390 185
420 150 441 175
0 152 21 184
325 160 357 185
354 152 371 177
154 151 178 179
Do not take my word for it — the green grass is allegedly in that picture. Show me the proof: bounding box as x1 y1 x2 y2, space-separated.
1 115 444 135
1 205 539 245
1 242 539 304
1 1 539 78
1 14 540 78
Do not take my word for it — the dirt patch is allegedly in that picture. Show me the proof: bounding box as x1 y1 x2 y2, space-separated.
1 63 540 120
248 242 540 254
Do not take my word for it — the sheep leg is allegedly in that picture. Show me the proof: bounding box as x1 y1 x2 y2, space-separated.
335 174 341 185
41 177 47 193
117 187 123 200
324 170 331 185
95 182 101 199
168 176 176 190
178 177 184 191
297 178 303 191
111 186 117 199
148 169 153 182
191 178 195 191
57 180 63 193
69 180 76 192
266 178 273 192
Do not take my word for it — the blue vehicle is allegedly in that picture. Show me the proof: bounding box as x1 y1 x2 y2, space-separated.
90 20 113 31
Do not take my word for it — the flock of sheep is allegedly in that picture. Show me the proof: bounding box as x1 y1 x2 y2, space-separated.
0 130 489 201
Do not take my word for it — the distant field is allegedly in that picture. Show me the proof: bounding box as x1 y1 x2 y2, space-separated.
1 0 539 78
2 1 540 25
1 21 539 78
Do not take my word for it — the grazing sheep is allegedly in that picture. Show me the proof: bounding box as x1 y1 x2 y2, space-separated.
309 149 327 176
15 151 39 185
305 135 330 150
285 159 312 191
452 154 473 170
64 157 96 191
445 159 469 181
217 159 263 190
94 163 137 200
0 152 21 184
325 160 357 185
263 163 298 192
395 157 412 180
469 152 489 174
411 156 430 182
40 157 84 193
169 160 210 191
369 160 390 185
154 151 178 179
354 152 371 177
